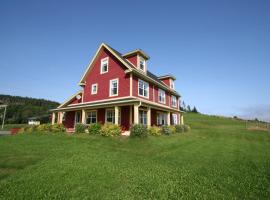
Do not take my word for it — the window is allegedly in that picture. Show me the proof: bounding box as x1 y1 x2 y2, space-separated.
100 57 108 74
106 109 120 123
139 56 146 71
158 89 166 104
138 79 149 98
171 95 177 107
86 111 97 124
75 111 81 124
91 84 98 94
110 79 118 96
157 113 167 125
172 114 178 125
139 110 147 125
170 80 175 89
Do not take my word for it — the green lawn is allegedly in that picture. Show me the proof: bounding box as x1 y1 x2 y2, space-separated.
0 113 270 199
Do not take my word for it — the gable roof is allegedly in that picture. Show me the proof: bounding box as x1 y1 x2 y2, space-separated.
78 43 180 96
57 91 82 109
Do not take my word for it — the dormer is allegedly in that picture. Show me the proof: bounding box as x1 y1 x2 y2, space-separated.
158 75 176 90
122 49 150 73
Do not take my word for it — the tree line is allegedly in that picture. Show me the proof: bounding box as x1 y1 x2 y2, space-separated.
180 101 199 113
0 94 59 124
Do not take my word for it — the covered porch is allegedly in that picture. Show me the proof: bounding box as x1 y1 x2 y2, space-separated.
51 102 183 132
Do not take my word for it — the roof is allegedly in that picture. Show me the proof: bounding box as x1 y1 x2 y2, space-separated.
158 74 176 80
122 49 150 60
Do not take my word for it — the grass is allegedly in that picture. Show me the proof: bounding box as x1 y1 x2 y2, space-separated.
0 113 270 199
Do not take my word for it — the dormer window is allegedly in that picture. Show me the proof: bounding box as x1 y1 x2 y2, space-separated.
100 57 108 74
170 79 175 89
139 56 146 72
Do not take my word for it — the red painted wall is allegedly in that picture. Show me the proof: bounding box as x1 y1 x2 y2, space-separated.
63 111 75 128
151 109 157 126
160 78 171 87
70 97 82 105
126 55 137 67
97 108 105 124
83 48 130 103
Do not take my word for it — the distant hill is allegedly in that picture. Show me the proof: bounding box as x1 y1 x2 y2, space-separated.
0 94 60 124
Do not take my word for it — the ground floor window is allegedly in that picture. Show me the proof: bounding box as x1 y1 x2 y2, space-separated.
172 114 178 125
106 109 121 124
139 110 147 125
86 111 97 124
157 113 167 125
75 111 81 124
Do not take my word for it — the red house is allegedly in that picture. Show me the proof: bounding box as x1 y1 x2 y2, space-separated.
51 43 183 133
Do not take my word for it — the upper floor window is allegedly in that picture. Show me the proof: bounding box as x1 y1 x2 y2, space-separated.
170 80 175 89
100 57 109 74
138 79 149 98
91 83 98 94
86 111 97 124
158 89 166 104
171 95 177 107
139 56 146 72
110 79 118 96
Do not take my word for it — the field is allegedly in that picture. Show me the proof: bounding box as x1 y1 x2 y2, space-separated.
0 113 270 199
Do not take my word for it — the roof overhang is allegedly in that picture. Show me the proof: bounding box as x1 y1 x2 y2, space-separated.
122 49 150 60
158 75 176 80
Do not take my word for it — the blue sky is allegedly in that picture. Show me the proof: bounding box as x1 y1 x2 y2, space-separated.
1 0 270 121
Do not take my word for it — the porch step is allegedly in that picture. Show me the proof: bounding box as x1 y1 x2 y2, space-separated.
122 131 130 136
66 128 75 133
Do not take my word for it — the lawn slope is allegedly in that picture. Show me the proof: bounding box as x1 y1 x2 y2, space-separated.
0 113 269 199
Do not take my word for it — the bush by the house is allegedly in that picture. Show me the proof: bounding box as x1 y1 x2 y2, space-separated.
100 123 121 137
88 123 102 135
130 124 148 138
51 124 66 132
75 123 87 133
161 125 172 135
37 124 51 132
148 126 161 136
169 126 176 134
175 124 191 133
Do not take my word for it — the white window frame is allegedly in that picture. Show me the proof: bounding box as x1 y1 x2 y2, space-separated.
109 78 119 97
100 57 109 74
172 114 178 125
105 109 121 124
156 112 167 125
171 95 177 107
139 110 147 125
138 79 149 98
86 110 97 124
138 56 146 72
170 79 175 89
91 83 98 95
158 89 166 104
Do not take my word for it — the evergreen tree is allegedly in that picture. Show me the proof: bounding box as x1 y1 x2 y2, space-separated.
192 106 198 113
187 105 191 112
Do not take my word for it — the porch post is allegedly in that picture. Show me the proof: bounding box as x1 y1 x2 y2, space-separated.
147 107 151 127
82 109 86 124
115 106 119 125
167 112 171 125
58 112 63 124
134 104 139 124
129 105 133 125
181 114 184 125
51 112 55 125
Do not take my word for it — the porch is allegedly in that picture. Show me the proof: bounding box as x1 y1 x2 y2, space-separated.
51 103 183 132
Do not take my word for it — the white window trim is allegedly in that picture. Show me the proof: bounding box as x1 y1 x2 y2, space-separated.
100 57 109 74
170 79 175 89
139 109 147 125
138 56 146 72
109 78 119 97
91 83 98 95
105 109 115 123
86 110 98 124
171 95 177 107
158 89 166 104
138 79 149 99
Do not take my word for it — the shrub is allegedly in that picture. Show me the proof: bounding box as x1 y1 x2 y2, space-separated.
75 123 87 133
169 126 176 134
100 123 121 137
130 124 148 138
51 124 66 132
18 127 26 134
175 124 191 133
148 126 161 136
37 124 51 132
161 125 172 135
88 123 102 135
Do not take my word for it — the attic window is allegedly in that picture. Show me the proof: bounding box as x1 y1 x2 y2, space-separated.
100 57 109 74
139 56 146 71
170 79 175 89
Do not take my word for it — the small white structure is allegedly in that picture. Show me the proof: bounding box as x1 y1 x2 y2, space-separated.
28 117 40 125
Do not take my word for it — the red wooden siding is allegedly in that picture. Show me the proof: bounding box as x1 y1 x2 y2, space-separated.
83 48 130 103
126 56 137 66
160 78 170 87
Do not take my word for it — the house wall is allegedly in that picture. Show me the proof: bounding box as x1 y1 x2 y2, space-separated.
160 78 171 87
70 97 82 105
83 48 130 103
126 55 137 66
